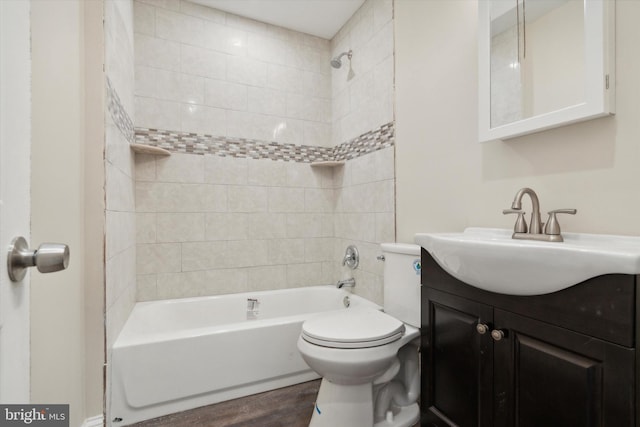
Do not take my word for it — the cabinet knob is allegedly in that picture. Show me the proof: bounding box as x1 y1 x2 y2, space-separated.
476 323 489 335
491 329 505 341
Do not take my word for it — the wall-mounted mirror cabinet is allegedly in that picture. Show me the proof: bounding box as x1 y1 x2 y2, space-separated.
478 0 615 142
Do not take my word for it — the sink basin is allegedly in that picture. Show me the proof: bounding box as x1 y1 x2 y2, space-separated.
414 228 640 296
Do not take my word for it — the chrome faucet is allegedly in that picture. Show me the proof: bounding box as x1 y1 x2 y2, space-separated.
504 187 576 242
336 278 355 289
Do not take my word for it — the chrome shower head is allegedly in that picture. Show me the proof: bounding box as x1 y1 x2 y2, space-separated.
330 50 352 69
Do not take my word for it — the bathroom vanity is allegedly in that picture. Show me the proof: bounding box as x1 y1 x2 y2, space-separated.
419 249 637 427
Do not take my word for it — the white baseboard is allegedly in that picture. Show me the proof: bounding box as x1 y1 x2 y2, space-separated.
81 414 104 427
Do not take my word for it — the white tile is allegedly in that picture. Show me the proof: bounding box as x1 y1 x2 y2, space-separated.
179 0 226 23
155 69 182 101
350 152 377 185
205 213 248 240
135 34 181 71
181 241 228 271
200 20 230 53
155 8 204 45
374 146 395 181
180 103 226 136
225 27 248 57
303 121 331 147
303 34 329 50
304 238 334 262
204 155 247 185
247 158 287 186
267 63 302 93
226 240 269 268
268 187 305 212
134 1 156 36
226 13 267 34
351 5 375 48
134 65 157 98
375 212 395 243
268 239 305 264
136 0 180 12
136 182 227 212
137 242 182 274
227 56 267 87
302 71 330 99
286 263 324 287
157 268 248 298
228 186 268 212
106 163 135 212
246 265 287 291
155 152 204 183
106 211 136 257
272 118 304 145
372 0 393 32
204 79 248 111
285 163 326 188
247 87 286 116
136 274 158 301
286 213 326 238
135 96 181 130
181 44 226 79
374 179 395 213
305 188 335 213
106 124 135 177
157 213 205 242
180 74 205 104
136 212 157 243
245 213 287 239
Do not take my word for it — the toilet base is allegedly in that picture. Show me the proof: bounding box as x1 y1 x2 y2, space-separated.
309 379 420 427
310 380 373 427
373 403 419 427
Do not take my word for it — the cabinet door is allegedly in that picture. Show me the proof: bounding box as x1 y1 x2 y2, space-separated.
422 288 494 427
493 309 634 427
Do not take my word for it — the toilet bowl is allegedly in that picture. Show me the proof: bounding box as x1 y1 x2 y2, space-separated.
297 243 422 427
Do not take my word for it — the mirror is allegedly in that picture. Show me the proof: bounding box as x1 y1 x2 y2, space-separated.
478 0 614 142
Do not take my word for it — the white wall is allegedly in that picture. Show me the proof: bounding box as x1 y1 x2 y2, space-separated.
395 0 640 243
31 0 105 424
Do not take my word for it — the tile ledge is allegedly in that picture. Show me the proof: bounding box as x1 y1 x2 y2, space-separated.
310 161 345 168
131 143 171 156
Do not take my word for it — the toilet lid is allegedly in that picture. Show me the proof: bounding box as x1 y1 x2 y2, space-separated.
301 307 405 349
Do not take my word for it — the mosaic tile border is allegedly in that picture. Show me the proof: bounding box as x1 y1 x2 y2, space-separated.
134 122 394 163
106 77 135 143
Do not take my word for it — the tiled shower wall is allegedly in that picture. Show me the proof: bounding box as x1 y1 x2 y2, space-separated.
331 0 394 144
133 0 331 147
105 0 136 353
133 0 395 305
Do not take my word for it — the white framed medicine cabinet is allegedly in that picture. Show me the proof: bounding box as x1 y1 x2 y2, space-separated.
478 0 615 142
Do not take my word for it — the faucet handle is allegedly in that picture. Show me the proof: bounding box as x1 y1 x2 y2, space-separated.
544 209 577 235
503 209 528 233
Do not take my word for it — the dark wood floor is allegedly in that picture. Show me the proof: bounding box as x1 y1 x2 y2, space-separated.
131 380 321 427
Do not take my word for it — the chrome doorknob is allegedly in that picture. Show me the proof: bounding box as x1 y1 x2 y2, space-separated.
491 329 505 341
476 323 489 335
7 236 70 282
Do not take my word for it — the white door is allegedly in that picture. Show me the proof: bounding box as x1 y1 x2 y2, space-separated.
0 0 31 401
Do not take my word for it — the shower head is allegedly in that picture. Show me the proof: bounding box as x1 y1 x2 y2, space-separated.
330 50 353 69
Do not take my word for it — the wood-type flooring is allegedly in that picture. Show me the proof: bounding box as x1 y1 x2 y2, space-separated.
131 380 321 427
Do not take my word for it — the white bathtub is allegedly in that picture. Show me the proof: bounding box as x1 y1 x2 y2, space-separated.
110 286 380 426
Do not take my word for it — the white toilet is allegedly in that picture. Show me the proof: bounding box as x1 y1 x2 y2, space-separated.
297 243 421 427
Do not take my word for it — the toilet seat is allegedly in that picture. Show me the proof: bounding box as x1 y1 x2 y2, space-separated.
301 307 405 349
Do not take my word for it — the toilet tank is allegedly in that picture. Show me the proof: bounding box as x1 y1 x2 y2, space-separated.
381 243 421 328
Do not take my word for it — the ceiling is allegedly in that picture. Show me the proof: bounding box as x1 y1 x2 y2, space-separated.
189 0 366 40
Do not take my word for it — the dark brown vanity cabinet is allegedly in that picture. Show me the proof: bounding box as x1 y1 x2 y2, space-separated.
420 249 637 427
